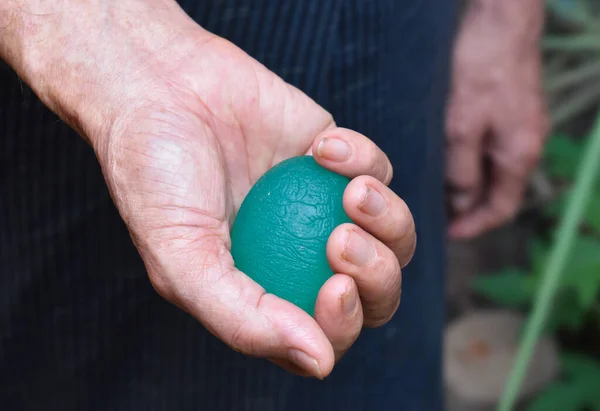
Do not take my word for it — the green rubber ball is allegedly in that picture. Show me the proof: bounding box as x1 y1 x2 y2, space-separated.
230 155 351 316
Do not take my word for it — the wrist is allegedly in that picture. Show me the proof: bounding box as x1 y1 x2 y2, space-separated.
0 0 207 145
1 1 86 98
465 0 544 50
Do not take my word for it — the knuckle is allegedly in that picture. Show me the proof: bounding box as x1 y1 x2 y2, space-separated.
226 294 269 356
338 326 362 353
364 297 400 328
362 257 401 328
322 114 336 131
384 258 403 295
375 254 401 289
146 269 176 303
521 139 543 167
227 321 253 355
446 116 477 145
366 145 388 180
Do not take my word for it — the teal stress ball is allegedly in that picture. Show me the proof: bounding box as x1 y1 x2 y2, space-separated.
230 156 351 316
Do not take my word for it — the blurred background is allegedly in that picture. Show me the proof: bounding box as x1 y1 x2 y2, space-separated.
444 1 600 410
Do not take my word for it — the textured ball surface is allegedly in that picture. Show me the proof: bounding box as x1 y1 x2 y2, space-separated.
230 156 351 316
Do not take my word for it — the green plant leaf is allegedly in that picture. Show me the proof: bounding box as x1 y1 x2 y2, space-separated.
527 382 589 411
545 291 588 332
545 189 600 233
528 353 600 411
562 236 600 308
533 233 600 309
562 353 600 379
571 189 600 233
470 269 536 307
546 0 597 28
583 191 600 232
543 34 600 51
530 239 550 274
544 195 565 220
543 133 585 180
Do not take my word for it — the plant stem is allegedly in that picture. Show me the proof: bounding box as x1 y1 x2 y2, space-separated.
550 82 600 128
498 109 600 411
543 35 600 51
545 60 600 93
545 0 597 31
544 54 571 77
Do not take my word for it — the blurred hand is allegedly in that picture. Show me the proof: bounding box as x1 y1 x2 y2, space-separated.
3 0 414 378
446 0 549 239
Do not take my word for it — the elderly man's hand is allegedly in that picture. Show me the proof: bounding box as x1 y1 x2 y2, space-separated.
446 0 549 239
1 0 415 378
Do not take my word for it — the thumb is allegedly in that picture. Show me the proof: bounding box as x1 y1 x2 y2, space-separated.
139 231 335 379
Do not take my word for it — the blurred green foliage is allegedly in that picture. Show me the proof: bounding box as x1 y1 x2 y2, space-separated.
472 132 600 334
546 0 600 29
472 133 600 409
528 354 600 411
473 131 600 409
544 0 600 128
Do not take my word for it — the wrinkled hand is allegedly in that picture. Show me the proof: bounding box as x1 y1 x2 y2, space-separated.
446 1 548 239
8 1 415 378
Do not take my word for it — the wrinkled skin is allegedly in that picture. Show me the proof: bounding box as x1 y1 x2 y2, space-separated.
1 0 415 378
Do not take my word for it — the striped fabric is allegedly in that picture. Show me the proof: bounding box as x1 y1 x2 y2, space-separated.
0 1 456 410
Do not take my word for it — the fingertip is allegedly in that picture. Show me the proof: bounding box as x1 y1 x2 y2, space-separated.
315 274 360 321
288 348 326 380
448 211 493 240
213 282 335 378
326 223 355 261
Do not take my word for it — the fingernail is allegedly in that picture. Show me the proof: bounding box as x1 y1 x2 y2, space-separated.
359 186 387 216
453 194 473 213
317 137 351 162
341 281 359 317
343 230 375 266
288 349 323 379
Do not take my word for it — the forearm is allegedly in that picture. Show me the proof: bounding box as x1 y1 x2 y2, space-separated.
1 0 103 102
0 0 206 141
